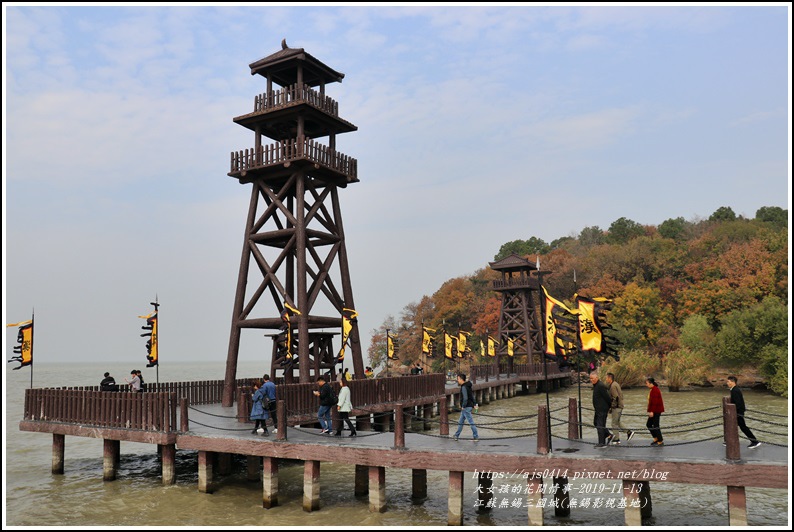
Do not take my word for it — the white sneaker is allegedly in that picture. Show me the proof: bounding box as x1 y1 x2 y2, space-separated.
748 441 762 449
272 429 277 434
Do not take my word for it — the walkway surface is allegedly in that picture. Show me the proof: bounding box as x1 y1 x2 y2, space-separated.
184 402 788 468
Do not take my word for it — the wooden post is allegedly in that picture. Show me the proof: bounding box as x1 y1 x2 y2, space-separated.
180 398 189 432
373 412 385 432
639 481 652 518
52 434 65 474
276 400 286 440
727 485 748 526
103 439 119 481
198 450 214 493
161 444 176 485
477 472 492 513
623 480 642 526
723 397 741 461
412 469 427 500
537 405 549 454
423 404 433 431
247 456 260 482
526 477 544 525
355 464 369 497
263 457 279 509
356 413 372 432
369 466 386 513
303 460 320 512
236 388 247 422
553 476 570 517
217 453 232 475
394 403 405 448
440 396 449 436
448 470 464 526
568 397 579 441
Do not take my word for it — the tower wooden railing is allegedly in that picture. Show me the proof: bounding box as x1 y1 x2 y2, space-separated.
230 136 357 179
253 83 339 116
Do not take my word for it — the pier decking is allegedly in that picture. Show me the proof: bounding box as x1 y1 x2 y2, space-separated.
17 369 787 526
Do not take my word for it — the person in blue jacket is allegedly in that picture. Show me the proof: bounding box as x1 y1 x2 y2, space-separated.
250 381 270 436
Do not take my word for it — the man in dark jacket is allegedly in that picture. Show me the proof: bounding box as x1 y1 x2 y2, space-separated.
312 376 335 434
727 376 761 449
100 372 117 391
590 372 613 448
453 373 479 441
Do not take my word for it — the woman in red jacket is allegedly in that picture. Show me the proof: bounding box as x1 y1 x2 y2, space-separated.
645 377 665 446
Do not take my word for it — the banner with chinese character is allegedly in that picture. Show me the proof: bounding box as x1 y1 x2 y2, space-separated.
7 319 33 370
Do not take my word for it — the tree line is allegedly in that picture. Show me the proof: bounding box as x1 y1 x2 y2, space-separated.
367 206 788 396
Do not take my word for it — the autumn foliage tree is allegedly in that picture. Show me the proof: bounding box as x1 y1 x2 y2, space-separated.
368 206 788 394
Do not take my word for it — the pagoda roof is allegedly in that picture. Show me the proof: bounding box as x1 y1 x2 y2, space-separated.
249 39 345 87
488 253 537 271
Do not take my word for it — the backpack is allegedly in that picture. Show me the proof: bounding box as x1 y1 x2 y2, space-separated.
260 395 271 409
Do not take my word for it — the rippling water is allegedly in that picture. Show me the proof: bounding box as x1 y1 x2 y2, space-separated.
4 362 791 527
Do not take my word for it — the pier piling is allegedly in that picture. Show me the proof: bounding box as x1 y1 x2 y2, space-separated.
448 470 464 526
369 466 386 513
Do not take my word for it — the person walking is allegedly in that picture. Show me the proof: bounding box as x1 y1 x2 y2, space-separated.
453 373 479 442
590 372 613 448
606 372 634 444
313 376 335 434
727 376 761 449
261 374 278 432
645 377 665 446
249 381 270 436
335 377 357 437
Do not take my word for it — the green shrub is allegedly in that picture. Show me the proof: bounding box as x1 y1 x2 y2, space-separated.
663 348 709 390
600 349 660 388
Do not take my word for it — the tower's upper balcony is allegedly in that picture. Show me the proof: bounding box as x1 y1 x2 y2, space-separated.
492 277 539 291
229 135 358 187
233 83 357 140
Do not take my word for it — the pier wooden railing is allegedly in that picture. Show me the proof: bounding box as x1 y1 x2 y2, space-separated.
23 389 178 432
48 379 253 406
469 361 563 381
238 374 447 419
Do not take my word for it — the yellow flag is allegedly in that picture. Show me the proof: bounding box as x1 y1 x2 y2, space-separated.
422 327 436 354
444 332 453 359
507 337 514 357
487 336 497 357
338 307 358 361
387 334 395 359
577 299 602 351
8 320 33 369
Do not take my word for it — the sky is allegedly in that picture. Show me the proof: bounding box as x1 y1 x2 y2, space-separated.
3 4 791 378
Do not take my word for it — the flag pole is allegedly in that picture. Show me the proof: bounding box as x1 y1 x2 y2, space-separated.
156 296 160 386
537 268 552 453
574 270 582 438
30 309 35 389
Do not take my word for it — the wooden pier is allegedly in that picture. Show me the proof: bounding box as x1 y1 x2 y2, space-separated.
17 367 787 526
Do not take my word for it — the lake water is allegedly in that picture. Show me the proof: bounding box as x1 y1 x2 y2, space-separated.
3 362 791 528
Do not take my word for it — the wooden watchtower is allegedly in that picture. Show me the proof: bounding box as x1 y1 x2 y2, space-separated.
489 254 545 373
222 41 364 405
